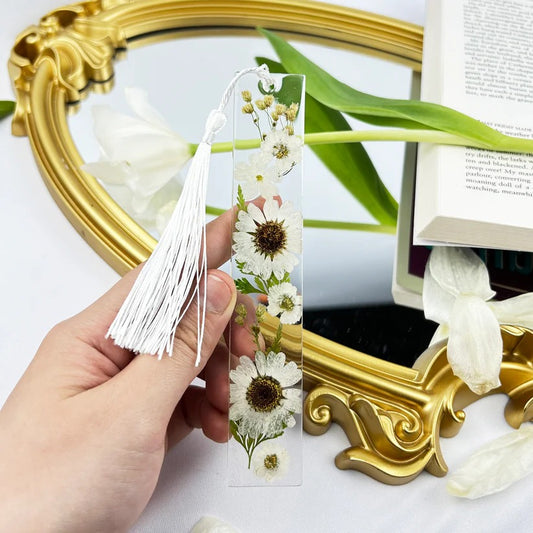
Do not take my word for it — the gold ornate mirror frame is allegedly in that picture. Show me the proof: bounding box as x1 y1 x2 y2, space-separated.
9 0 533 485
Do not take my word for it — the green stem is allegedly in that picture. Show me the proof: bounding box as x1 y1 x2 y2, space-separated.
192 128 533 155
206 205 396 232
304 219 396 233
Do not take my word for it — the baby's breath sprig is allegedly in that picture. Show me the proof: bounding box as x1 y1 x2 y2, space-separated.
241 92 263 138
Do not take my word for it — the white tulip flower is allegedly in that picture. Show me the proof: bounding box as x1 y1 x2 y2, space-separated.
82 87 191 199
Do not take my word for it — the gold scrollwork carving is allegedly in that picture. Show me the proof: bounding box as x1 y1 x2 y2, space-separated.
9 1 125 136
300 326 533 484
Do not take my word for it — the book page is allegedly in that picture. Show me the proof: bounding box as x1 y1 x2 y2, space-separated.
416 0 533 246
463 0 533 105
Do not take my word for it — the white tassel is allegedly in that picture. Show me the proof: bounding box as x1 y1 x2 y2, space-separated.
107 65 276 365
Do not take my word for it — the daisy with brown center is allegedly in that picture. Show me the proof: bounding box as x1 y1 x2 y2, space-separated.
229 351 302 439
233 199 302 280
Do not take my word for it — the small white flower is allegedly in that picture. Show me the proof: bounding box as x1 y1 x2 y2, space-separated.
260 129 303 176
230 351 302 438
267 282 302 324
252 442 289 482
423 247 533 395
235 152 280 200
233 199 302 280
447 424 533 499
82 87 191 199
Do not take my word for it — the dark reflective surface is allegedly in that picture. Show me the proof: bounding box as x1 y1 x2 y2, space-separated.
304 305 435 367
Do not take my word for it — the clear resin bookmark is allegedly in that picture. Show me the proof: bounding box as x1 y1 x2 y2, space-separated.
228 73 305 486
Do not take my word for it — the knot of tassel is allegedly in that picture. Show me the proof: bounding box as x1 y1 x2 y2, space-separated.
202 110 227 145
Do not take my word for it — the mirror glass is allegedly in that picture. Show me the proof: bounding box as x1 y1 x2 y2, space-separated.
68 31 435 366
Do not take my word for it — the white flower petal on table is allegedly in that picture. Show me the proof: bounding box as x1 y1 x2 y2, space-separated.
428 247 496 300
190 515 240 533
447 424 533 499
447 294 502 395
489 293 533 330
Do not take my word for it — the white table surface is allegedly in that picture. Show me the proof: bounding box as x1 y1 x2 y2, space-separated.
1 1 532 532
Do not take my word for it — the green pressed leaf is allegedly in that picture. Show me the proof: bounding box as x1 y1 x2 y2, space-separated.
235 278 262 295
259 28 508 148
0 101 15 121
269 323 283 354
236 185 247 212
253 276 269 294
256 56 398 225
230 421 245 445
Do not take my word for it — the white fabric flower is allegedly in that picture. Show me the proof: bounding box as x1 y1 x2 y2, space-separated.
252 441 289 482
423 247 533 395
229 351 302 438
267 282 302 324
235 152 280 200
82 87 191 199
447 424 533 499
260 129 303 176
233 199 302 280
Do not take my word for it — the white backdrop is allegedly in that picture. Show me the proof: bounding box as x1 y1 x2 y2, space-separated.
1 1 532 532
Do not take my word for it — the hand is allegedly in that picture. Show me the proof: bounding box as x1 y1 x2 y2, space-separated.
0 210 252 533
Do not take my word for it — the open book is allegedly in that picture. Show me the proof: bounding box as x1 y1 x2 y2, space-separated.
393 128 533 310
413 0 533 252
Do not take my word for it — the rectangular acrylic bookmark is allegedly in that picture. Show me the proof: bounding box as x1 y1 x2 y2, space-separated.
228 73 305 486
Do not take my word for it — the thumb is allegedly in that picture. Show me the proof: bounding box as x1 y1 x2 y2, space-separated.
110 269 236 424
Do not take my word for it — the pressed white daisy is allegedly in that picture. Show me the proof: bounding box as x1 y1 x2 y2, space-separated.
260 129 303 176
233 199 302 280
230 350 302 438
82 87 191 199
267 282 302 324
235 152 280 200
252 442 289 482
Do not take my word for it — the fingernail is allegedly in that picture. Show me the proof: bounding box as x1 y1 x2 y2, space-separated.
206 272 233 314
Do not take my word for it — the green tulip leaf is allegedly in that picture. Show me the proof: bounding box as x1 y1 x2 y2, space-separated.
257 57 398 225
259 28 509 148
259 73 303 110
0 101 15 121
